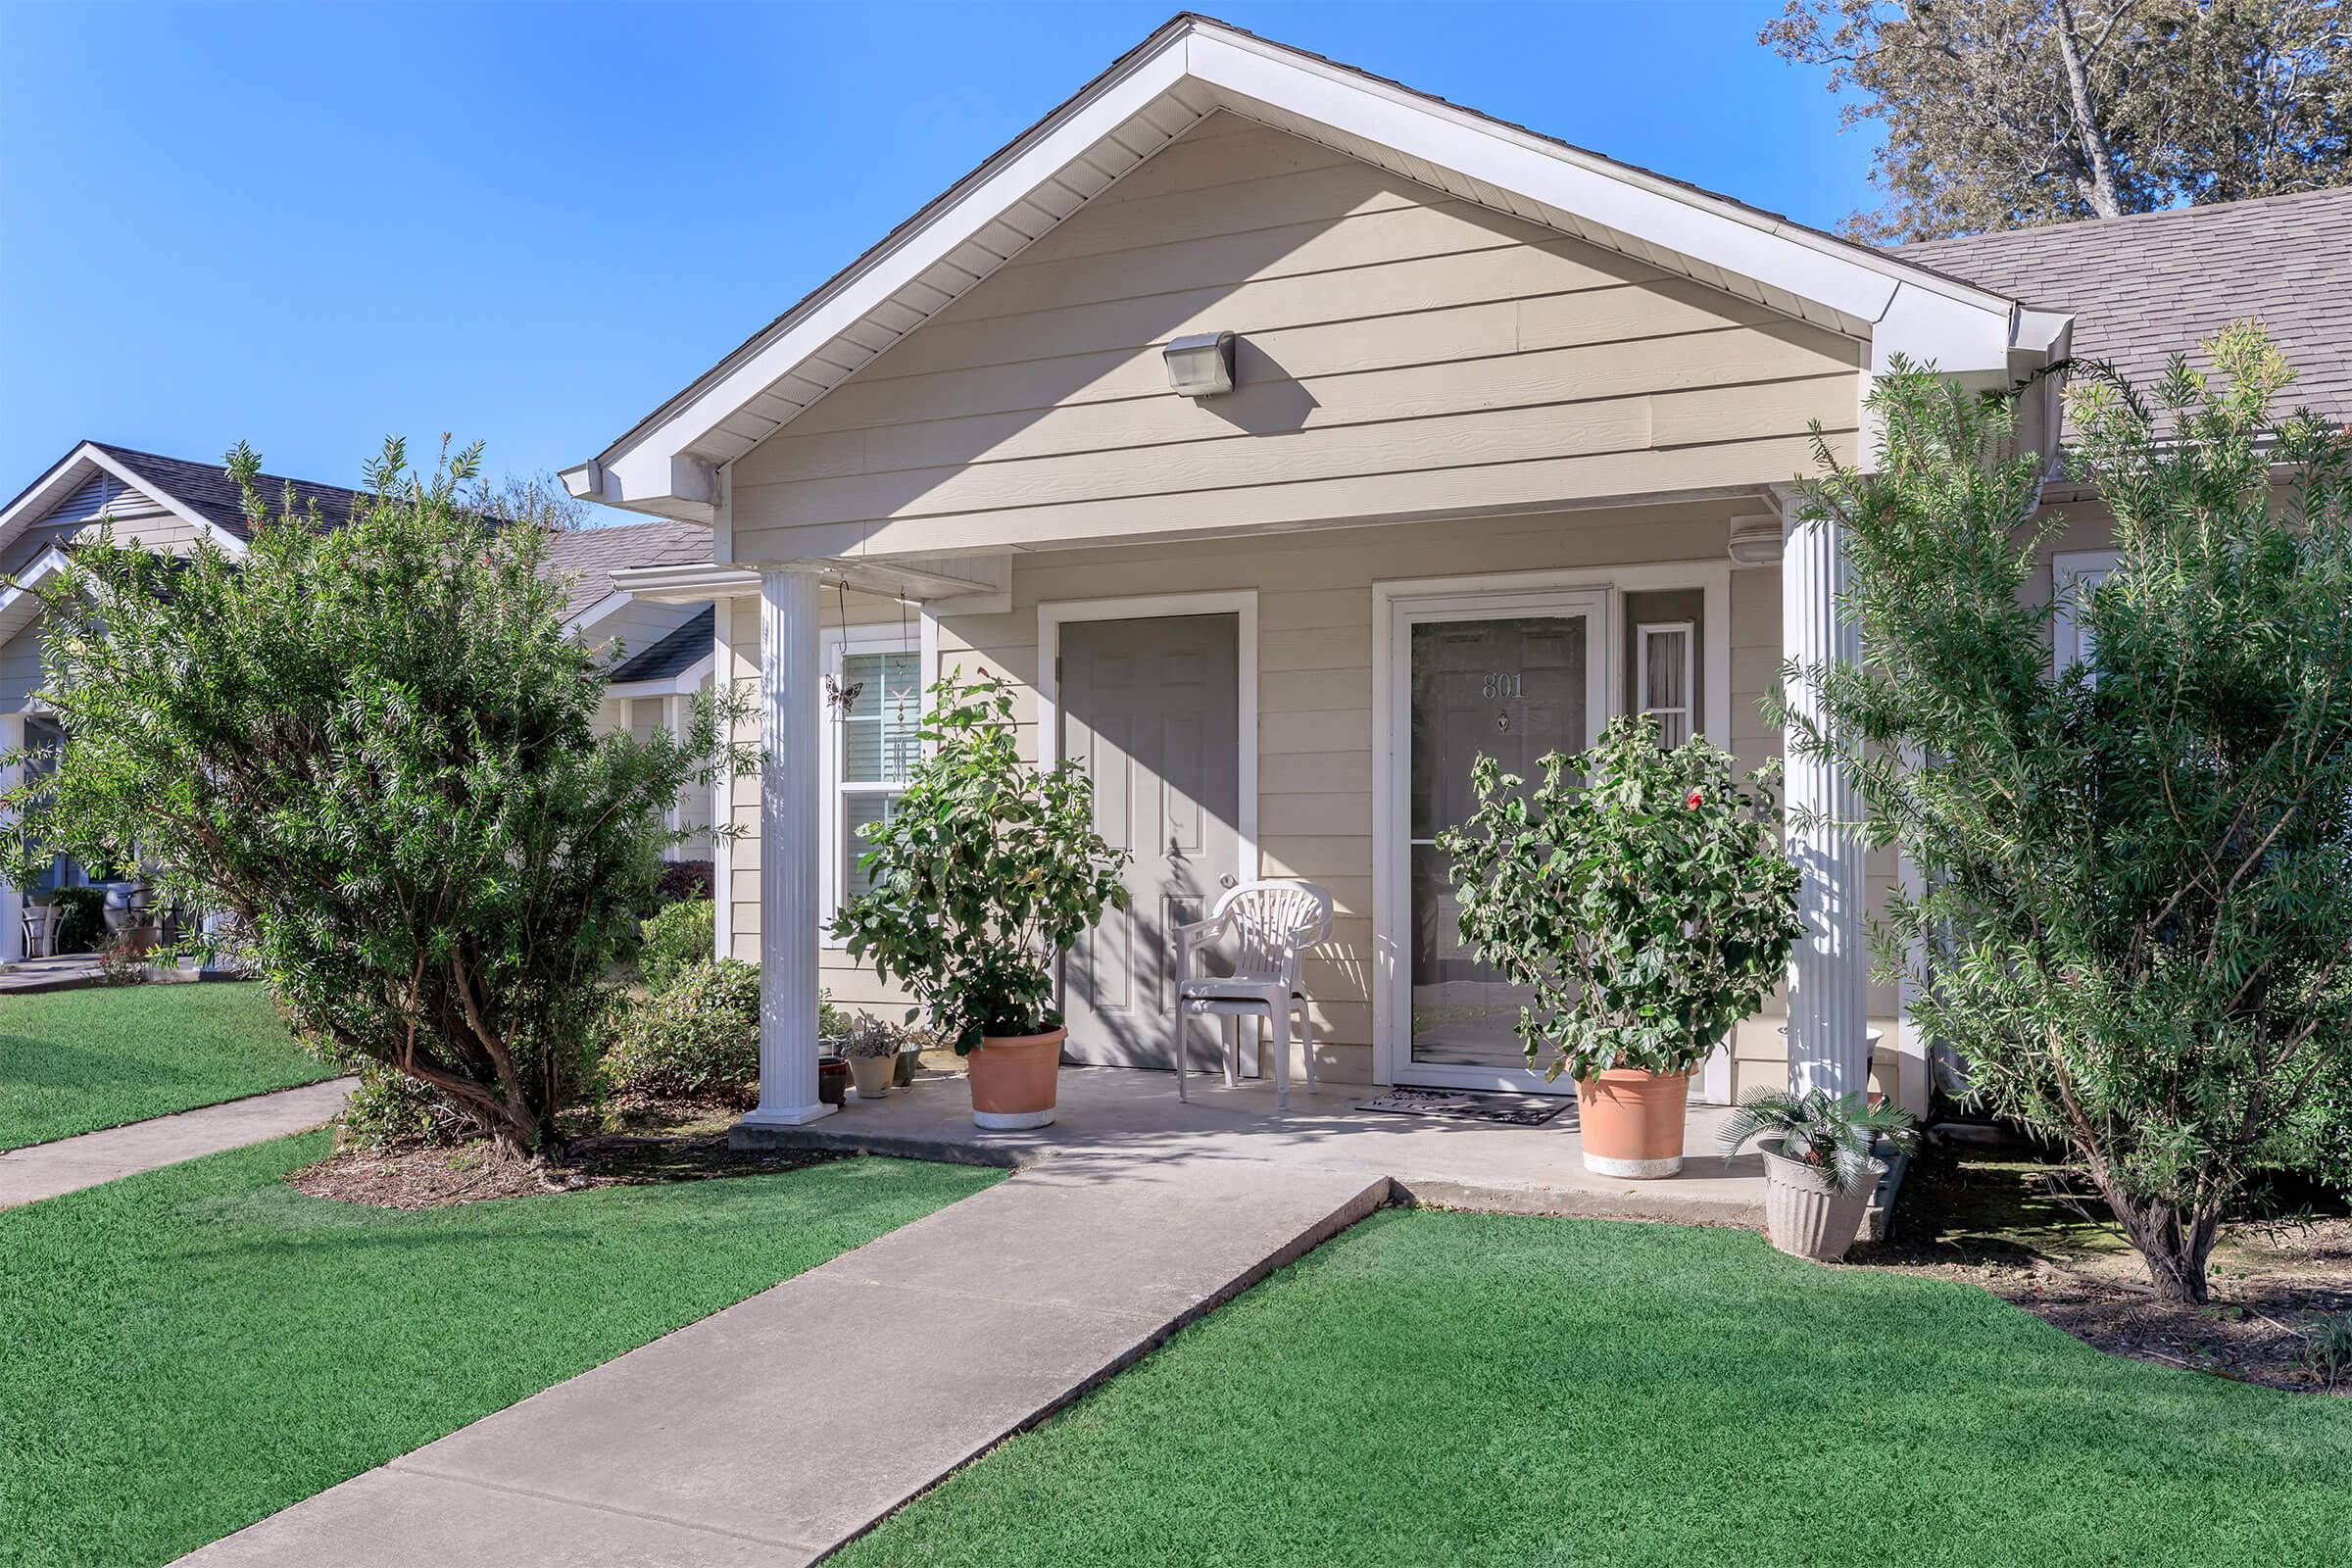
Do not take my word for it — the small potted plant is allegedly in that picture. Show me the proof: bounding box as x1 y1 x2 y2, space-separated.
1718 1088 1919 1260
816 1053 851 1106
837 1015 899 1101
1440 714 1802 1178
832 669 1129 1129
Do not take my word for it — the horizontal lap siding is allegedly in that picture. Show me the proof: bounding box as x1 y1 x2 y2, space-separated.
729 114 1862 561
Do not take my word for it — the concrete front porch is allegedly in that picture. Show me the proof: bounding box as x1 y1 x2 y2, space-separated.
734 1062 1772 1226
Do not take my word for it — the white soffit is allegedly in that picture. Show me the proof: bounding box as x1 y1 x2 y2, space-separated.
572 15 2051 518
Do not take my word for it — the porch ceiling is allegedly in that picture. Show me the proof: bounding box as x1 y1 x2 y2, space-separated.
567 15 2055 524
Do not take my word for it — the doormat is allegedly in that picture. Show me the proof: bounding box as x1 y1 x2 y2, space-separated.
1358 1088 1569 1127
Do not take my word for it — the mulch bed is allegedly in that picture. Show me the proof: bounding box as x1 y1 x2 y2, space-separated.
1856 1142 2352 1395
288 1100 839 1210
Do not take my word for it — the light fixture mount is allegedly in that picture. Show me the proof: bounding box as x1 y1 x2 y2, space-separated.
1163 330 1237 397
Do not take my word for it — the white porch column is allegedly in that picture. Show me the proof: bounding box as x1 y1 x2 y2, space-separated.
1781 507 1871 1099
739 567 835 1128
0 711 24 964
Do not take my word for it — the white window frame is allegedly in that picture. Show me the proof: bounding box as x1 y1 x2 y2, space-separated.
1634 618 1696 747
2052 549 2120 672
818 624 926 946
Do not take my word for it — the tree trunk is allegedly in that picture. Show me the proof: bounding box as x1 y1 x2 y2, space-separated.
2052 0 2128 218
2102 1184 2222 1303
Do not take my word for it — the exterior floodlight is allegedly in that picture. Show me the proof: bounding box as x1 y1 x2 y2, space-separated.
1163 330 1237 397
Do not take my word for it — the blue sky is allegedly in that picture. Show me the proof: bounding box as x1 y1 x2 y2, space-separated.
0 1 1876 513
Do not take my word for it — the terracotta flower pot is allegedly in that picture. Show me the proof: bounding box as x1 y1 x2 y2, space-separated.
1575 1068 1690 1178
849 1055 893 1100
816 1054 849 1106
1758 1136 1885 1262
967 1028 1066 1130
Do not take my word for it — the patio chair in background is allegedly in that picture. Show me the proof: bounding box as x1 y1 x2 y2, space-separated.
1172 878 1333 1112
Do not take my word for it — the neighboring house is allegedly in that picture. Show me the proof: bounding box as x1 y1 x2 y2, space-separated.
0 443 715 960
567 18 2343 1132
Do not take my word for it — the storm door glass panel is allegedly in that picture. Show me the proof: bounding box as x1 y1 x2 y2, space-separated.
1408 615 1592 1073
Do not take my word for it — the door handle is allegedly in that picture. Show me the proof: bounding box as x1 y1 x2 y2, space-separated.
1220 874 1237 889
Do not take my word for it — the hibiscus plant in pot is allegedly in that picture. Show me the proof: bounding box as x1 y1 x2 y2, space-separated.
1439 714 1801 1177
830 669 1128 1129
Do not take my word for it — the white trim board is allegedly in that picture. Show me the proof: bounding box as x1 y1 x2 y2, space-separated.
1370 563 1735 1100
567 15 2056 519
2051 548 2120 673
816 619 933 949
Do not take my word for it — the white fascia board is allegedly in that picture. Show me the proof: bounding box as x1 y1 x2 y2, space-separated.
0 543 72 643
0 444 248 560
593 42 1196 510
564 587 636 636
581 16 2033 514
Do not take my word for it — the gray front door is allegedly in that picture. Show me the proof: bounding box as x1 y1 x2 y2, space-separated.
1056 612 1242 1068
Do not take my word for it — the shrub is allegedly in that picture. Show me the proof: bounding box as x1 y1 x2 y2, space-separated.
639 898 714 991
833 1012 906 1060
653 859 714 906
1436 714 1802 1082
1779 325 2352 1302
1 437 750 1156
832 669 1127 1052
340 1062 475 1150
602 958 761 1102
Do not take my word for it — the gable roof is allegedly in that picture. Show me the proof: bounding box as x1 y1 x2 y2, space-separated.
2 442 716 628
569 12 2059 521
609 605 715 685
1897 187 2352 432
543 520 716 624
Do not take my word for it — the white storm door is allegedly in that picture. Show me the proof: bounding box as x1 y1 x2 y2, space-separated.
1383 589 1608 1096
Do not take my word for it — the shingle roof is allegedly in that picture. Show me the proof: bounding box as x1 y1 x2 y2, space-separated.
89 443 368 542
541 519 714 623
1895 188 2352 431
15 442 714 624
610 605 715 684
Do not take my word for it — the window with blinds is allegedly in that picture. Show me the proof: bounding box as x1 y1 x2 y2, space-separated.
837 649 921 904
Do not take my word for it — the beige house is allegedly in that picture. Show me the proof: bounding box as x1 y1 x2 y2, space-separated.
0 443 717 958
564 17 2347 1131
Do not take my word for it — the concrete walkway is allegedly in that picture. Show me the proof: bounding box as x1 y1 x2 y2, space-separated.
180 1152 1389 1566
0 1077 355 1209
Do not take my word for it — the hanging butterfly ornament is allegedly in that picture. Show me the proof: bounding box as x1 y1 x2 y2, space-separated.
825 578 862 714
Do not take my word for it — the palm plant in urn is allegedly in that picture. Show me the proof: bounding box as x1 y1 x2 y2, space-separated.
1438 714 1802 1177
830 669 1129 1129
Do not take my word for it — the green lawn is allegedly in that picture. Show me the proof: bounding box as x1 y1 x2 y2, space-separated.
843 1208 2352 1568
0 1135 1000 1567
0 982 336 1151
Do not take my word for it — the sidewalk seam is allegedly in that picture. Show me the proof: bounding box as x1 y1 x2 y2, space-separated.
382 1460 824 1553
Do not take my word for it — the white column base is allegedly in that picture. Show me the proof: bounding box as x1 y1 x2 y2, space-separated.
737 1102 838 1129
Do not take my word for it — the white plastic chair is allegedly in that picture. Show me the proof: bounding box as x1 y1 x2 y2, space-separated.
1172 879 1333 1111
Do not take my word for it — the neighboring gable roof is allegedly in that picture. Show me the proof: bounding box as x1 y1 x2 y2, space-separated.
543 519 716 625
569 11 2057 520
608 605 714 685
1897 187 2352 432
91 443 369 542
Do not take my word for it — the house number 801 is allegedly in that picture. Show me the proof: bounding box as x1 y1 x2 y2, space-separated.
1482 672 1522 699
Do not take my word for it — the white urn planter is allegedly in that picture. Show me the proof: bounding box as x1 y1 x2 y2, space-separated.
1758 1136 1885 1262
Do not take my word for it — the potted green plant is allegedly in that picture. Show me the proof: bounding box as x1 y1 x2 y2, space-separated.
1718 1088 1919 1261
837 1014 899 1101
832 670 1129 1129
1439 714 1802 1177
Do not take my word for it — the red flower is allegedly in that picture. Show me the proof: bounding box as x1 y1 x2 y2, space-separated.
1686 789 1704 808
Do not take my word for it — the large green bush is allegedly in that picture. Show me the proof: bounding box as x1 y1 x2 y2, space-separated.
602 958 762 1102
1 437 749 1155
1780 325 2352 1302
